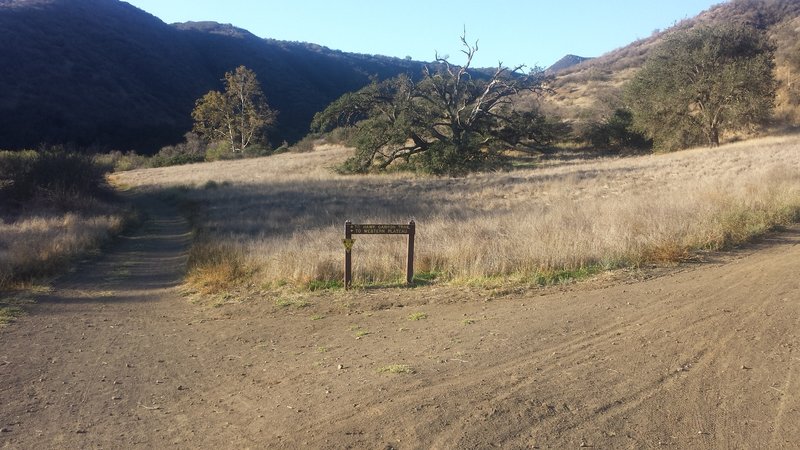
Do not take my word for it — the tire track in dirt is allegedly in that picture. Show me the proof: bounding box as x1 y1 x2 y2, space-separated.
769 360 798 448
287 229 800 449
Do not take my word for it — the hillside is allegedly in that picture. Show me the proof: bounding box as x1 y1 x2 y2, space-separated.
2 0 799 153
0 0 425 152
545 54 593 75
542 0 800 130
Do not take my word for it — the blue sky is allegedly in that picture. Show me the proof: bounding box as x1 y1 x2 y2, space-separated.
124 0 724 68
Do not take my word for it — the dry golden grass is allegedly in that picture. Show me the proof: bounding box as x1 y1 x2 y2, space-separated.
114 137 800 290
0 204 128 289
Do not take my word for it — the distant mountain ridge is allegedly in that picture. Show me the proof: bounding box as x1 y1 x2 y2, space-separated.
546 54 593 74
0 0 426 152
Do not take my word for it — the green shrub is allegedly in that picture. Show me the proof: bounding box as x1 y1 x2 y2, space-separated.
288 134 321 153
93 150 149 172
412 140 506 176
204 141 235 161
151 152 205 168
151 132 208 167
329 126 359 145
241 143 271 158
584 109 652 152
1 146 109 208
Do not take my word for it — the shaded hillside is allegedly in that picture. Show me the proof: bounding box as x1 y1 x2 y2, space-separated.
0 0 425 152
540 0 800 130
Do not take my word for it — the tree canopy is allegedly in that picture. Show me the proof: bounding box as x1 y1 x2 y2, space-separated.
312 35 551 175
625 23 776 150
192 66 277 152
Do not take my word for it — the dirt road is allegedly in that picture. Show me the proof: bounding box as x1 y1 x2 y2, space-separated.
1 199 798 449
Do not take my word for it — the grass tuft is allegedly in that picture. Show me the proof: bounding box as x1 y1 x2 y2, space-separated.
531 265 608 286
377 364 415 374
185 241 252 295
306 279 344 291
0 305 24 325
275 298 309 308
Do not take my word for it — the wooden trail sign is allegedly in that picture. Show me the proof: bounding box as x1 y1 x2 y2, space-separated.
343 220 415 289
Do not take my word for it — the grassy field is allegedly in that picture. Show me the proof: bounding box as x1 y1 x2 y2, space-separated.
113 135 800 292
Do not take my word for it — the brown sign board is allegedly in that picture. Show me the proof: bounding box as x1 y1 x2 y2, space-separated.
349 224 412 235
344 220 416 289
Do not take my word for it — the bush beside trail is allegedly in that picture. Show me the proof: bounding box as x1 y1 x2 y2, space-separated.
0 147 132 290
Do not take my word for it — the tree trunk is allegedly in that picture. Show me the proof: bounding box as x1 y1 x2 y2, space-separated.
708 126 720 147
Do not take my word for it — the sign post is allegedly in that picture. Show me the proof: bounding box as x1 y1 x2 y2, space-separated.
343 221 354 289
343 220 416 289
406 221 415 285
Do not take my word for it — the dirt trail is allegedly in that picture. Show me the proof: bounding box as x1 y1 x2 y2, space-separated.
1 199 799 449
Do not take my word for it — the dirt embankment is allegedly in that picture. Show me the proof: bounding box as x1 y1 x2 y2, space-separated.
1 199 798 449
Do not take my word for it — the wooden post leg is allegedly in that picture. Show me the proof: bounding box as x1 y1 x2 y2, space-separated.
344 221 352 289
406 220 415 285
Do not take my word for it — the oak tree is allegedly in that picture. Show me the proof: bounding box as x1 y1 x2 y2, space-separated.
625 24 776 150
312 34 549 175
